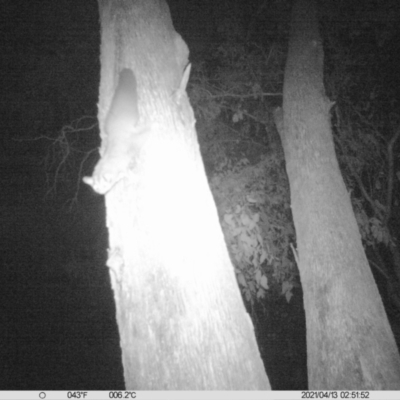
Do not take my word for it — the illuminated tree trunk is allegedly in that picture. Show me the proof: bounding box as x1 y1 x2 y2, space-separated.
274 0 400 389
87 0 270 390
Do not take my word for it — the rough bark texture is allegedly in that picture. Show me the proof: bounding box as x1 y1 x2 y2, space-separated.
275 0 400 390
95 0 270 390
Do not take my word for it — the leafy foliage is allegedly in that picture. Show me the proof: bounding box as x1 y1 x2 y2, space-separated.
187 31 298 304
209 152 297 304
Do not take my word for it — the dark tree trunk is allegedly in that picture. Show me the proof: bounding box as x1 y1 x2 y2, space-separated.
274 0 400 389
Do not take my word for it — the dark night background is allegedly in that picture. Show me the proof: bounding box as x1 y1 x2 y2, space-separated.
1 0 400 390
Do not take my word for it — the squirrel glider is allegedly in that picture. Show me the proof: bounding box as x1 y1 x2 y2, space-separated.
84 64 191 195
83 68 148 194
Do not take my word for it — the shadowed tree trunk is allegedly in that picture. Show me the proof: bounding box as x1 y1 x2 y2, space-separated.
84 0 271 390
274 0 400 390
